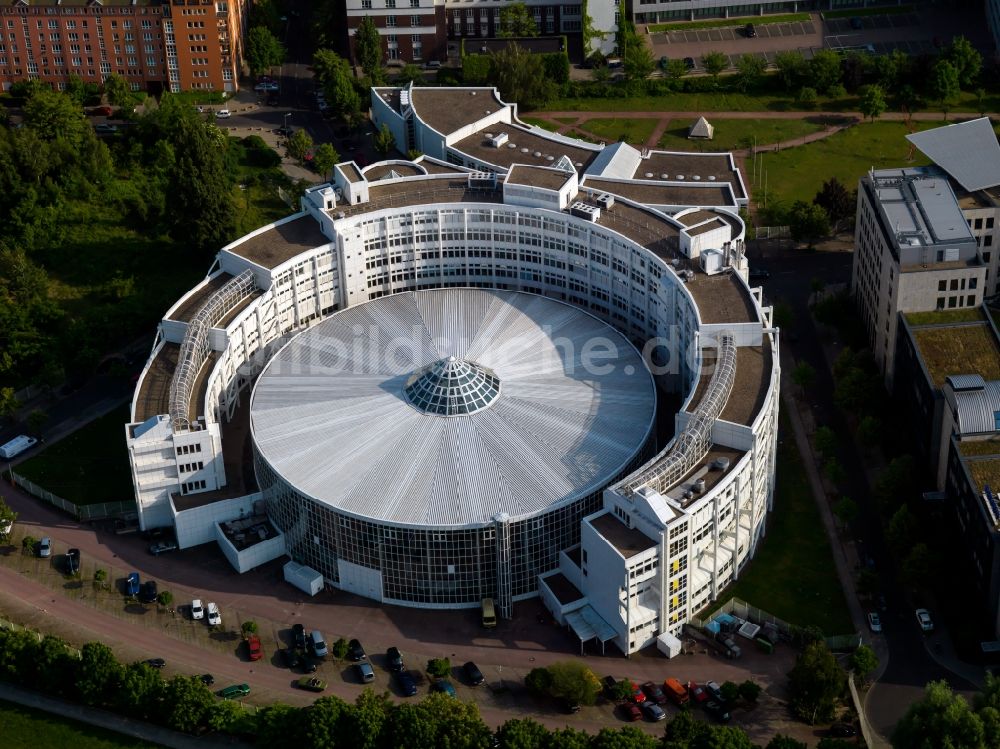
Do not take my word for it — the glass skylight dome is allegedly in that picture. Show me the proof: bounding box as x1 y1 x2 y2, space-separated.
404 356 501 416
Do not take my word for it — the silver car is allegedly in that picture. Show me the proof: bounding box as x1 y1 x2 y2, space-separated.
38 537 51 558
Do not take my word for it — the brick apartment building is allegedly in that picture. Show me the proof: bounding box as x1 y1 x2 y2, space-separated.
0 0 251 95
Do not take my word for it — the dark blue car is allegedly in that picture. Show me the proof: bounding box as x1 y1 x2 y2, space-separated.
126 572 140 597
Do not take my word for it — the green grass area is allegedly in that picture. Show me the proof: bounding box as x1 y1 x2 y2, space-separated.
823 5 912 17
911 323 1000 389
553 116 578 124
17 405 133 506
716 413 854 635
0 700 157 749
519 116 561 132
905 308 984 326
959 440 1000 457
166 90 229 106
655 117 828 152
577 118 658 146
752 120 935 210
648 13 810 32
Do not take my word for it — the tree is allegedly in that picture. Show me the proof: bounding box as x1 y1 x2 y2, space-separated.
813 177 855 228
287 128 314 164
255 704 304 747
497 2 538 37
767 737 807 749
347 690 392 749
313 143 340 180
547 727 592 749
792 361 816 389
859 84 887 123
22 535 36 554
814 426 837 457
490 44 556 110
241 620 259 635
796 86 818 110
663 58 689 89
396 63 425 86
314 49 362 123
720 680 741 704
787 640 846 724
833 497 859 527
355 17 384 83
701 51 728 85
463 54 492 85
787 200 830 247
245 26 286 79
591 726 658 749
901 543 932 588
611 678 636 702
736 53 766 93
93 568 108 589
824 459 846 486
157 590 173 607
114 662 164 719
547 661 601 706
930 60 961 119
373 123 396 157
809 50 842 95
525 666 553 697
497 718 549 749
850 644 879 681
159 675 215 733
23 90 89 147
382 703 438 748
26 408 47 437
893 680 984 749
873 455 917 510
623 39 655 81
887 505 918 557
0 387 20 421
774 50 807 91
947 35 982 89
75 642 123 707
332 637 349 659
102 74 132 108
33 635 77 695
302 695 351 747
739 679 762 703
856 415 880 448
426 657 451 678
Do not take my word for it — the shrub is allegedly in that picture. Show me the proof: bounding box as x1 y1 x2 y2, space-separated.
525 667 553 697
426 657 451 678
739 679 762 703
332 637 349 659
22 535 36 554
241 620 258 635
157 590 173 607
721 680 741 704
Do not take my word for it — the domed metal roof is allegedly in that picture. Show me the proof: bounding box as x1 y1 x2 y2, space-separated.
404 356 500 416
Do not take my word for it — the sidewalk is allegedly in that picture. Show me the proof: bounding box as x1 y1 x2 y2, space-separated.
0 682 248 749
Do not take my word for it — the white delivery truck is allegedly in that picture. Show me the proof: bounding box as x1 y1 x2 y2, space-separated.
0 435 37 459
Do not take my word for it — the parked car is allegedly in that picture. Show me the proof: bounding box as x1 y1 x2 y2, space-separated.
218 683 250 700
94 123 118 134
830 722 858 738
275 125 294 137
641 700 666 721
281 648 301 669
297 676 327 692
65 548 80 575
744 22 756 37
300 654 318 674
292 623 306 650
92 105 113 116
618 702 642 721
38 537 51 558
145 658 166 669
396 670 418 696
206 602 221 626
915 608 934 632
139 581 158 604
641 681 667 705
348 638 366 661
684 57 696 69
355 662 375 683
602 675 619 699
559 697 581 714
191 599 204 620
148 539 178 556
215 109 232 119
200 674 215 686
705 700 731 723
686 681 708 704
705 681 726 704
868 611 882 633
629 681 645 703
463 661 485 686
424 60 442 69
748 267 771 281
310 630 328 658
432 679 456 697
386 646 404 671
246 634 263 661
125 572 140 597
266 94 279 106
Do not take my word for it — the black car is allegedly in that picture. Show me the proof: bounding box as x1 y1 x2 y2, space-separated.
830 723 858 738
282 648 302 670
395 670 418 697
684 57 696 70
348 638 366 661
292 623 306 651
145 658 166 669
386 646 404 672
704 700 731 723
463 661 485 686
744 23 756 37
559 697 581 714
705 681 726 704
602 675 619 699
748 266 770 281
65 548 81 575
266 94 279 106
275 125 294 137
138 580 158 604
200 674 215 686
300 655 318 674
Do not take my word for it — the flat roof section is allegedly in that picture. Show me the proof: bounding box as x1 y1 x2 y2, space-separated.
719 341 772 427
966 457 1000 496
229 215 330 270
542 572 586 606
409 88 507 136
364 162 425 180
911 322 1000 389
334 179 505 220
676 209 718 227
167 273 232 323
589 512 657 560
373 87 401 115
637 152 745 199
583 177 735 209
506 164 572 191
134 343 179 423
452 126 598 173
420 160 467 175
189 352 219 425
341 163 364 183
687 218 727 237
685 272 759 325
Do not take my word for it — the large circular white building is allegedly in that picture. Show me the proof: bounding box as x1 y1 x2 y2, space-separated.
251 289 656 605
127 84 779 655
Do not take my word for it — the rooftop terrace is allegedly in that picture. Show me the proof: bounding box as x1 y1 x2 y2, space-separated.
409 87 508 136
910 321 1000 389
506 164 572 191
228 215 331 270
685 272 758 325
542 571 586 606
589 512 657 559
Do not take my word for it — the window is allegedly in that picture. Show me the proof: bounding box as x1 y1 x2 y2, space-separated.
386 0 396 7
362 0 372 7
411 15 420 25
987 217 995 229
386 15 397 26
971 278 978 289
938 280 947 291
987 236 994 247
968 295 976 306
976 218 984 230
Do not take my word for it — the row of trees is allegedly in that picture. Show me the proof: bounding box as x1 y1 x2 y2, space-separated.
893 675 1000 748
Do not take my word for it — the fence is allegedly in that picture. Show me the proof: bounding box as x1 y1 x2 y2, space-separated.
754 225 791 239
693 596 860 649
848 673 878 748
11 472 136 522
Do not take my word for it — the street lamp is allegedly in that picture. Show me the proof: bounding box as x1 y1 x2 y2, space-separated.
284 112 292 132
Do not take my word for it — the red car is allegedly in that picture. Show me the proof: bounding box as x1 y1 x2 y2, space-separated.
686 680 709 704
246 634 263 661
92 105 113 117
630 681 645 703
619 702 642 721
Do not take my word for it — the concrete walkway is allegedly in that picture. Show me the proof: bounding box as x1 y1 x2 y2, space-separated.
0 682 247 749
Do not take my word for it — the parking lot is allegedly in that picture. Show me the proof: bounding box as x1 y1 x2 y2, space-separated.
654 19 816 46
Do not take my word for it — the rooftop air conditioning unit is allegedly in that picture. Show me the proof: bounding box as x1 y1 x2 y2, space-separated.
569 201 601 222
489 132 509 148
713 457 731 471
468 171 496 189
701 248 724 276
595 192 615 210
694 478 707 494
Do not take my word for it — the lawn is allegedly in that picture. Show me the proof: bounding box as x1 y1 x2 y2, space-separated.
655 117 828 152
0 700 157 749
751 120 935 210
16 405 134 506
577 118 658 146
905 308 984 326
911 323 1000 388
519 116 561 132
648 12 810 32
715 412 854 635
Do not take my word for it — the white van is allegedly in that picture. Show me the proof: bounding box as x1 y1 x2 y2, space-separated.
0 435 37 459
310 630 328 657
